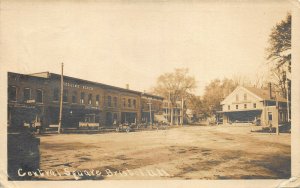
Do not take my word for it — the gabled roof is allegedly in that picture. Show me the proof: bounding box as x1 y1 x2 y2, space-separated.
244 86 287 102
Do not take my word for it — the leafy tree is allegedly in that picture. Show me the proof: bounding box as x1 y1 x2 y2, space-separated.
202 78 238 116
266 13 291 72
266 13 291 98
152 68 196 125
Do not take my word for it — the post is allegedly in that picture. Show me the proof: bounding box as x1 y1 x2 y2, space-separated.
181 96 184 126
148 100 152 128
286 80 290 122
58 63 64 133
276 100 279 135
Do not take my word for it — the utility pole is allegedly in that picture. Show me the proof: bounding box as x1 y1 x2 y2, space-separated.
147 99 152 128
181 96 184 126
58 63 64 133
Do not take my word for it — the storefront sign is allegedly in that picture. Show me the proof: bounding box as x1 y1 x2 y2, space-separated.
64 82 94 91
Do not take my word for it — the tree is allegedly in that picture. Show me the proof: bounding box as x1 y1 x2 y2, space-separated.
202 78 238 116
266 13 291 71
152 68 196 125
266 13 291 98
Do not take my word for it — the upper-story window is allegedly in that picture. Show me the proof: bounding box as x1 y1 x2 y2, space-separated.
235 104 238 109
236 94 239 102
107 96 112 107
253 103 256 108
88 94 92 105
128 99 132 108
80 92 85 104
133 99 136 109
63 90 68 102
228 105 230 110
36 89 43 103
72 91 77 103
96 95 100 106
122 98 126 108
53 88 59 101
113 97 117 107
8 86 17 102
244 93 247 101
23 88 31 101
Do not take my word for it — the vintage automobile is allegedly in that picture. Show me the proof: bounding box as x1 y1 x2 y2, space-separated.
115 122 133 133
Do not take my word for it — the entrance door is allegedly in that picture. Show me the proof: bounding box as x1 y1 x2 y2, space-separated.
106 112 113 126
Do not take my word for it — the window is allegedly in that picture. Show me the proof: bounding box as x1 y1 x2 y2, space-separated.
80 92 85 104
63 90 68 102
228 105 230 110
236 94 239 101
107 96 112 107
128 99 131 107
24 88 31 101
88 94 92 105
236 105 238 109
113 97 117 107
122 98 126 108
133 99 136 109
8 86 17 101
96 95 100 105
244 104 247 109
253 103 256 108
53 88 59 101
72 91 77 103
244 93 247 101
268 112 273 121
36 89 43 103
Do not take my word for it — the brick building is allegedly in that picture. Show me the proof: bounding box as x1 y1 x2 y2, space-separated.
7 72 164 130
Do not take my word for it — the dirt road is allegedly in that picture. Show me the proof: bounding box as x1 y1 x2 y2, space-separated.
33 126 290 180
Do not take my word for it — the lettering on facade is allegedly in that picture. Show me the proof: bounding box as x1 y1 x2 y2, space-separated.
64 82 94 91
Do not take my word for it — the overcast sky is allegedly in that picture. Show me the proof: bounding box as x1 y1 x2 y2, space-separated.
1 1 292 95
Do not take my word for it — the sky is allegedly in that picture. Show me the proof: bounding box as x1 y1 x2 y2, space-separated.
0 0 292 96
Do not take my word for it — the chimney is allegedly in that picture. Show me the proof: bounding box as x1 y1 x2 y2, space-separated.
126 84 129 90
269 82 272 99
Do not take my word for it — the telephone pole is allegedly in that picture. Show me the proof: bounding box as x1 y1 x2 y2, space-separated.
58 63 64 133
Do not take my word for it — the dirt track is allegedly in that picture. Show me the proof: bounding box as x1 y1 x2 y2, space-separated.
34 126 290 180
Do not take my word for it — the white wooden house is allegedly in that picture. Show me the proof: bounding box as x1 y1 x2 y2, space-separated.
219 86 289 127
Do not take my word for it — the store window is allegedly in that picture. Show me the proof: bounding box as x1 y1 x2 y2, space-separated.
36 89 43 103
128 99 131 108
96 95 100 105
24 88 31 101
63 90 68 102
108 96 112 107
133 99 136 109
122 98 126 108
113 97 117 107
53 88 59 101
88 94 92 105
72 91 77 103
80 92 85 104
8 86 17 101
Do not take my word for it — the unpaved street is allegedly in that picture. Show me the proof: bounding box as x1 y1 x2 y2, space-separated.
34 126 290 180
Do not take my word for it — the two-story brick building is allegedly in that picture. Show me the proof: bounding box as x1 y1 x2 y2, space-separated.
219 86 289 127
8 72 163 130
